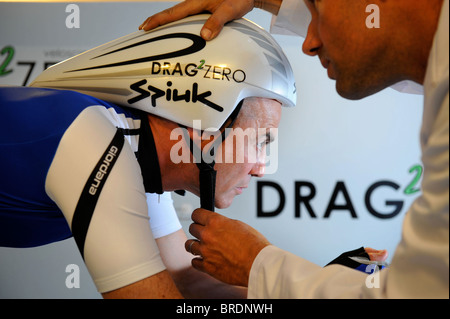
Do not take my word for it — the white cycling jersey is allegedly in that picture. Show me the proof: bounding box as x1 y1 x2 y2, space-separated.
0 87 182 293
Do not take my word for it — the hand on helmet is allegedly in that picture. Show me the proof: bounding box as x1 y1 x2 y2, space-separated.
139 0 256 40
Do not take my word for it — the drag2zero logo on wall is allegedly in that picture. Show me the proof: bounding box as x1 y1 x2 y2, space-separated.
257 164 423 219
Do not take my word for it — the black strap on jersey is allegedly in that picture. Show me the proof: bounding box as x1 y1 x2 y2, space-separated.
72 113 164 259
136 112 163 194
72 129 125 259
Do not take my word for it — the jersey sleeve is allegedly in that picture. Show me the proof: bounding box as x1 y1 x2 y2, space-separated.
146 192 182 239
45 105 166 293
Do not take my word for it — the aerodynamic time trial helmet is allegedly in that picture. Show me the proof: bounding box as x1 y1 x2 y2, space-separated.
30 14 296 131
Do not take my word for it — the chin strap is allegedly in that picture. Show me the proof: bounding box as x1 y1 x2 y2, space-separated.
180 101 244 211
198 159 217 211
180 127 219 211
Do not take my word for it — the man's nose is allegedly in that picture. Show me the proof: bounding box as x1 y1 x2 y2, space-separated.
250 162 265 178
250 152 266 177
302 20 322 57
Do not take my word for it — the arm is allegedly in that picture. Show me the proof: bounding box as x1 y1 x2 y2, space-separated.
45 105 184 298
139 0 282 40
157 228 247 298
250 95 449 299
102 270 182 299
185 209 391 298
187 144 448 298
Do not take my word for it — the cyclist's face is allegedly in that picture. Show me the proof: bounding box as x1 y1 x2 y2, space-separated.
213 98 282 209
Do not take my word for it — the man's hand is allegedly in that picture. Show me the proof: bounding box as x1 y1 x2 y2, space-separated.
139 0 256 40
185 208 270 287
365 247 388 262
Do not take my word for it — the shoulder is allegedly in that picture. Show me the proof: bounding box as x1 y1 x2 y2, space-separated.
1 86 140 127
0 86 132 115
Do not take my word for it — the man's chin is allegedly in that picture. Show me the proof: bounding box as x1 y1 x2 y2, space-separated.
214 196 234 210
214 202 231 210
336 78 388 100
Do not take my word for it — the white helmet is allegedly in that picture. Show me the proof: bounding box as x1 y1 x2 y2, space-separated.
30 14 296 131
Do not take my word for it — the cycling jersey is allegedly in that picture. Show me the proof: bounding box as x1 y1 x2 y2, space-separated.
0 86 182 293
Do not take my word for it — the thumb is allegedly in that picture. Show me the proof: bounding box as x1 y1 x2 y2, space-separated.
200 13 226 40
200 0 254 40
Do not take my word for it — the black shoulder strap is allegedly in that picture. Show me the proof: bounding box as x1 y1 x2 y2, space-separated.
71 129 124 259
136 112 163 194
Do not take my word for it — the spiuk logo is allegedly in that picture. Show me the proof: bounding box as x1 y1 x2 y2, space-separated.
128 79 224 112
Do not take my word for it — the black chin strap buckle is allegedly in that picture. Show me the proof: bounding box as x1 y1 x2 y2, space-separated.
199 164 216 211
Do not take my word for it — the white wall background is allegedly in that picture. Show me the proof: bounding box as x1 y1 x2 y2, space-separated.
0 1 424 298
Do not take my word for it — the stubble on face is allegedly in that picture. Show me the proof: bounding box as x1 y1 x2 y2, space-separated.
308 0 401 100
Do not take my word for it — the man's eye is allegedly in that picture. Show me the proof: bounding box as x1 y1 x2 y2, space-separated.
256 142 263 151
257 137 270 151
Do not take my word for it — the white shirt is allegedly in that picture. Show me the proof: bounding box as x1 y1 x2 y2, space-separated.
249 0 449 298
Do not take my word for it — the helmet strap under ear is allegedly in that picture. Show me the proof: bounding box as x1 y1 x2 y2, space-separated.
198 162 217 212
180 125 217 211
180 100 244 211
